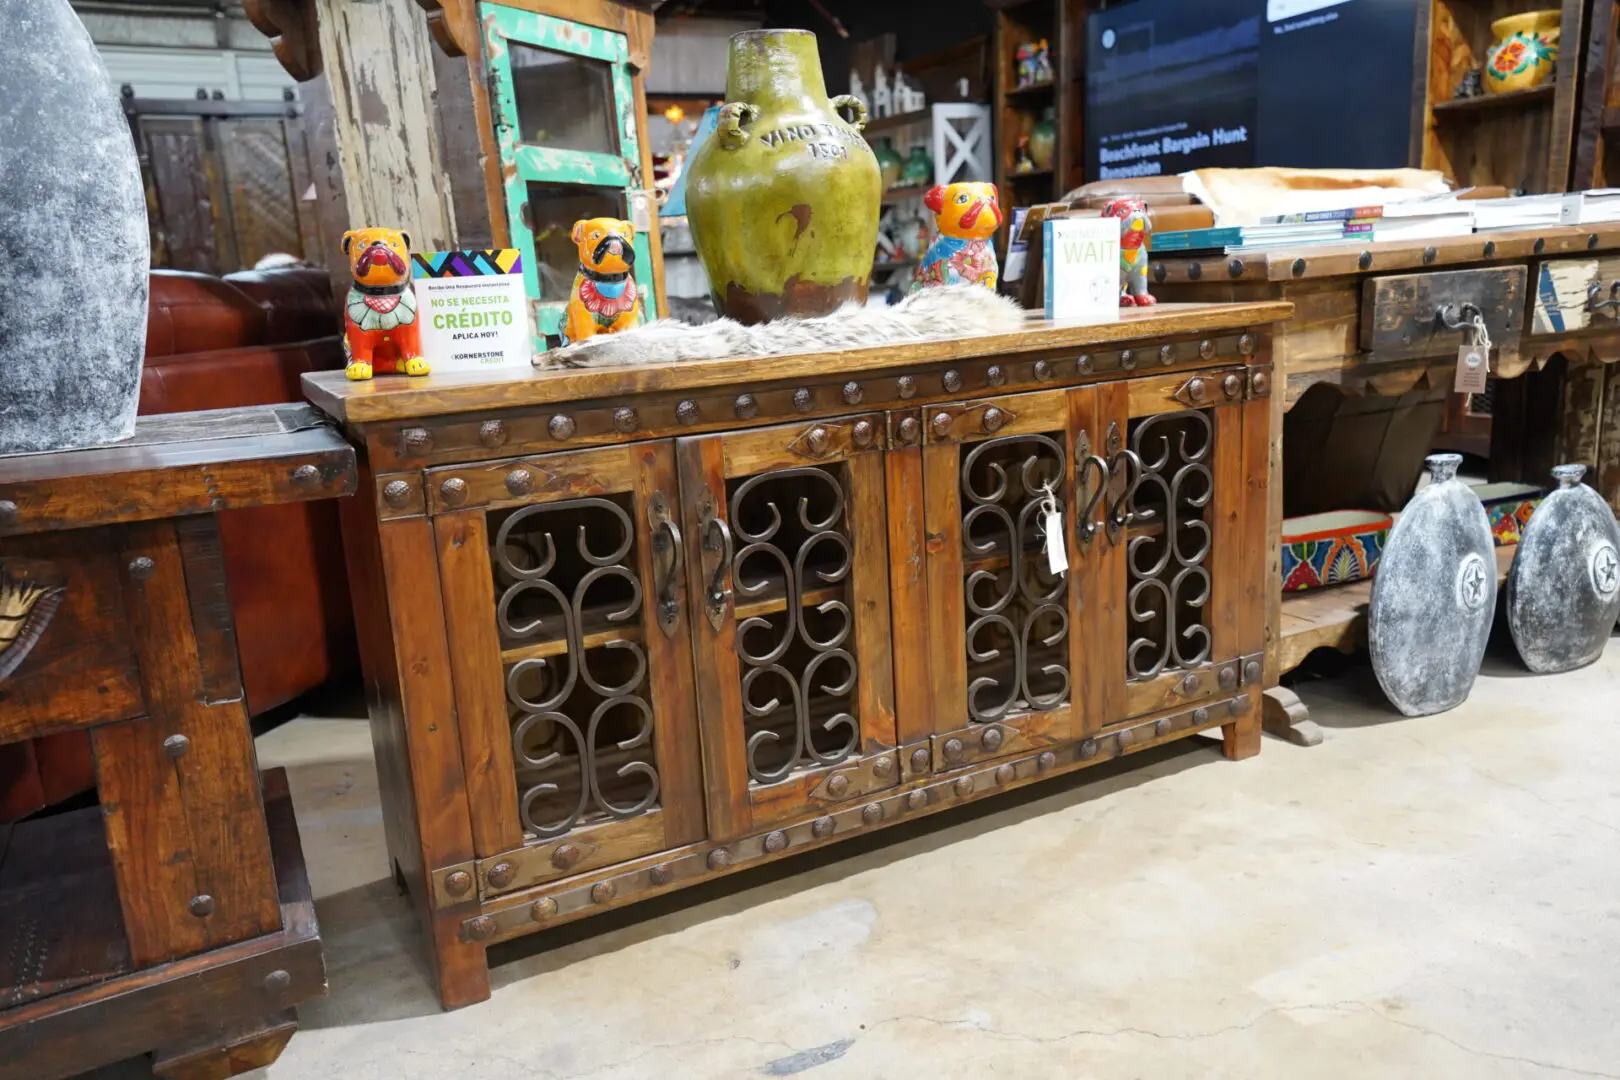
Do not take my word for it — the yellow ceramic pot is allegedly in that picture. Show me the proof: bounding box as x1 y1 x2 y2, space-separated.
1484 10 1560 94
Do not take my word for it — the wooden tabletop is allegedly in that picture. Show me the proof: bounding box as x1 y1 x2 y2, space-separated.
1150 223 1620 285
302 301 1294 425
0 404 356 538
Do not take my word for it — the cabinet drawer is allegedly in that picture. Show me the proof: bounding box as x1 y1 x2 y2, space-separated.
1530 256 1620 335
1359 265 1526 361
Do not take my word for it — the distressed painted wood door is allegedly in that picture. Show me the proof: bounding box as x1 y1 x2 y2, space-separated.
481 3 656 342
677 413 900 842
426 440 704 899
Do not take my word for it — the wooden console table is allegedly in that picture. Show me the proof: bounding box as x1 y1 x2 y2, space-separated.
304 300 1290 1009
0 405 352 1080
1153 225 1620 745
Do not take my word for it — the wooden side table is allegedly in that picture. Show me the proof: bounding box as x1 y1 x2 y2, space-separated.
0 404 354 1080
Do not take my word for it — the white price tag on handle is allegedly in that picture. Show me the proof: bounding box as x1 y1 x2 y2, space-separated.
1454 308 1492 395
1039 484 1068 576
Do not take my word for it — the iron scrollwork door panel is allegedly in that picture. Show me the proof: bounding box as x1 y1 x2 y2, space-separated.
1108 367 1252 721
429 440 705 893
677 414 899 842
920 388 1101 769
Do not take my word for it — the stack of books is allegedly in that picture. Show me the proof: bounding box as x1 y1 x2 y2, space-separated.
1261 196 1475 244
1469 193 1565 230
1151 221 1347 256
1560 189 1620 225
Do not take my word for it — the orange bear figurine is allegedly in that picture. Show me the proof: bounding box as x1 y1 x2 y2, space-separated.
563 217 643 344
913 181 1002 291
342 227 429 381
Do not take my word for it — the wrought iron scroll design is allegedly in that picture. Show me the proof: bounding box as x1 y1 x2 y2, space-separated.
493 497 659 838
961 434 1070 722
729 466 860 785
1125 410 1213 681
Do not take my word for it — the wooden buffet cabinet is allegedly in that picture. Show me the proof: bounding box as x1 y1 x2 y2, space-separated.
303 301 1290 1009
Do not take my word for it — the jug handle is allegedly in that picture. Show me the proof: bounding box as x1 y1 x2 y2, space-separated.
716 102 761 149
831 95 868 132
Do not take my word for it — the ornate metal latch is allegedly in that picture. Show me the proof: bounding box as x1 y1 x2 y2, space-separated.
1103 421 1142 546
1588 281 1620 315
1073 430 1109 550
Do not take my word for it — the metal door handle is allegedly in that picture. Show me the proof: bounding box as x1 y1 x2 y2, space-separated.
648 493 682 638
1436 302 1482 332
699 509 733 633
1074 430 1109 550
1588 281 1620 314
1106 448 1143 546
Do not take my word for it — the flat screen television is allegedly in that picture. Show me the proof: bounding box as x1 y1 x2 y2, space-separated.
1085 0 1418 182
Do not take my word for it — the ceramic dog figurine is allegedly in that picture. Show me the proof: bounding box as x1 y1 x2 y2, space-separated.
913 182 1001 292
1102 198 1156 307
342 227 427 381
563 218 642 344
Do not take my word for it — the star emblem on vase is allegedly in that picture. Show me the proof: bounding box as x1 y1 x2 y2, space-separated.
1594 544 1619 597
1457 554 1489 611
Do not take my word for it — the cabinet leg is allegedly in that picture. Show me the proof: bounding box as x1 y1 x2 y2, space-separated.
1221 708 1261 760
432 909 492 1010
1261 686 1323 747
152 1011 297 1080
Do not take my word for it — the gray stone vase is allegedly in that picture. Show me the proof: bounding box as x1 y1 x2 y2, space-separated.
0 0 149 456
1369 454 1497 717
1506 465 1620 674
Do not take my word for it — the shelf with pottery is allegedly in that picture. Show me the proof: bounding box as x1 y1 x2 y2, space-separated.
1430 82 1555 119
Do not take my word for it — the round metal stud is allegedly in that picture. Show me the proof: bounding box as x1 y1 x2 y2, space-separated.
162 734 191 759
981 726 1003 752
1359 250 1373 271
129 556 155 581
1218 664 1238 690
943 737 964 762
1193 707 1209 726
1116 728 1133 750
1152 262 1166 283
1423 246 1438 264
898 416 921 445
551 843 582 870
1079 739 1099 760
1230 695 1250 716
806 426 830 455
402 427 432 454
1034 358 1054 381
1484 240 1497 257
733 394 758 420
466 916 496 940
1188 261 1203 280
942 369 963 392
792 388 814 412
382 479 412 508
994 763 1015 786
862 803 882 826
1157 717 1173 736
1534 237 1546 254
905 790 927 811
1187 378 1206 403
1037 750 1057 771
548 414 576 441
648 864 673 886
505 469 533 496
1120 348 1135 370
826 772 850 798
479 420 507 448
1075 354 1093 374
986 364 1005 387
852 419 875 448
0 500 17 526
1227 258 1244 278
1291 258 1306 277
1244 659 1262 683
439 477 468 506
982 407 1006 433
444 870 473 897
872 755 895 779
1159 344 1175 366
531 897 558 920
264 969 292 992
676 399 701 425
189 894 214 917
842 381 863 405
1591 233 1601 250
1222 374 1242 399
811 816 836 838
486 861 516 890
291 463 321 491
764 830 789 853
909 747 931 772
1238 333 1256 355
931 411 953 436
897 374 918 399
707 849 732 871
613 406 639 433
1180 672 1200 695
953 776 974 798
1252 371 1270 396
1199 339 1216 361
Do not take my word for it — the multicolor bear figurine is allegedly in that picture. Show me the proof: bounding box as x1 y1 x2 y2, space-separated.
563 217 643 344
342 227 428 381
913 182 1002 292
1102 197 1156 307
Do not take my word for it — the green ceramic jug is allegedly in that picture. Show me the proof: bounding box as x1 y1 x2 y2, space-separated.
874 137 903 190
686 29 881 323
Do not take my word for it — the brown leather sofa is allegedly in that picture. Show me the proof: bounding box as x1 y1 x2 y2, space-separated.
0 268 356 821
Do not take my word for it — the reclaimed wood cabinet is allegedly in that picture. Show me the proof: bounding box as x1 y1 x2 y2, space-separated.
303 301 1288 1009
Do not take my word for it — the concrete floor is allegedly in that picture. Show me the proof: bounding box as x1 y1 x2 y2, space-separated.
91 645 1620 1079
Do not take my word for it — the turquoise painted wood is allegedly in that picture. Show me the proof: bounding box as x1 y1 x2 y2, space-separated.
482 3 655 341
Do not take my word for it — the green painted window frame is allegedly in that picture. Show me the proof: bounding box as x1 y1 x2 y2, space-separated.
481 3 655 341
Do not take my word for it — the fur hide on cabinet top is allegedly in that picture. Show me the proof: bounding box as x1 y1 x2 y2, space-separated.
540 286 1028 368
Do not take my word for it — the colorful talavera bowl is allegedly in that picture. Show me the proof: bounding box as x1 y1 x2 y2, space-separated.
1281 510 1394 592
1474 482 1543 546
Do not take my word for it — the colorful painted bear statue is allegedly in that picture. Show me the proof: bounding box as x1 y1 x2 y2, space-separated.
1102 197 1156 307
562 217 643 344
913 182 1002 292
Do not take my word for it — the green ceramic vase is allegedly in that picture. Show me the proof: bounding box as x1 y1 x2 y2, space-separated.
901 145 933 188
874 137 903 190
686 29 881 323
1029 106 1056 172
